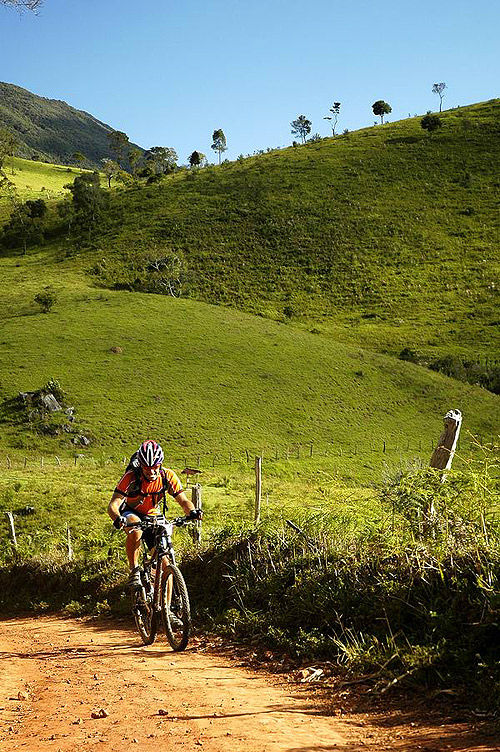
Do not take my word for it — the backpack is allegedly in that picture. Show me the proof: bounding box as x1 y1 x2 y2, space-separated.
125 451 169 511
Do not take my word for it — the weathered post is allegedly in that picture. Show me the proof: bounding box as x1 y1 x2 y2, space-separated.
5 512 17 549
191 484 202 545
426 409 463 535
254 456 262 525
66 525 73 561
430 409 462 471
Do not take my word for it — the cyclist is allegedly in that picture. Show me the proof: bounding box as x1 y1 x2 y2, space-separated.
108 439 202 589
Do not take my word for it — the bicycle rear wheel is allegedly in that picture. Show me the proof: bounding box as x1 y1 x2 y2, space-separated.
161 564 191 651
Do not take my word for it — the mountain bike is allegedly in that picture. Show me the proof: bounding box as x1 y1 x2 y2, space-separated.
126 515 192 651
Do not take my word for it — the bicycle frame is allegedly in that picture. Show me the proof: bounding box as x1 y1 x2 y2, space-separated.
127 515 186 608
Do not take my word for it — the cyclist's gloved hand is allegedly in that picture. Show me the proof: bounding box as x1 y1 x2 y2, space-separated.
188 508 203 521
113 515 127 529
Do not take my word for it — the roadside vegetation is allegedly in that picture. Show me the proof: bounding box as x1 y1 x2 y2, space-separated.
0 445 497 710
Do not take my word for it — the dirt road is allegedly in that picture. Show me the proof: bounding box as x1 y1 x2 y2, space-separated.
0 616 497 752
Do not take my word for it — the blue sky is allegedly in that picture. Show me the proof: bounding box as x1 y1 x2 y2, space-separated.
1 0 498 163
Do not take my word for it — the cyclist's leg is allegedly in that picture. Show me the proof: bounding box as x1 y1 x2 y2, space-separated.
120 509 143 583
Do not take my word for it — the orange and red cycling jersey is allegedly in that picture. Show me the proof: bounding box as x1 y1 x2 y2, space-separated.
115 468 184 515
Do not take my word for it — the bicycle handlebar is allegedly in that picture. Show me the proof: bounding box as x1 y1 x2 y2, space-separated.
123 515 192 531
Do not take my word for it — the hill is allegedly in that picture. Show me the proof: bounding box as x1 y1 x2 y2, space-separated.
89 99 499 361
0 81 144 167
0 101 498 468
0 250 498 469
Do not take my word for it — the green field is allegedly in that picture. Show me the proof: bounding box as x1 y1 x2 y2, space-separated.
1 156 86 203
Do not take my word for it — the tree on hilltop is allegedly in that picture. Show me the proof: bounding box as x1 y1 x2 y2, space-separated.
372 100 392 124
188 150 206 168
128 148 143 176
323 102 341 135
146 146 178 175
290 115 312 144
107 130 130 169
432 82 447 112
211 130 227 165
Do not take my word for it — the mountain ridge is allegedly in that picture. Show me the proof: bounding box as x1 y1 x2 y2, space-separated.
0 80 144 166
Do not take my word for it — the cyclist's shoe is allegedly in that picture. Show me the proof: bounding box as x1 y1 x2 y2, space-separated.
166 610 183 630
128 567 142 590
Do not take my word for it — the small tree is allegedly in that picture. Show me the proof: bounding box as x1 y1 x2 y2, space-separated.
211 130 227 165
432 82 447 113
290 115 312 144
101 158 121 188
372 100 392 124
107 130 130 168
146 146 178 175
65 171 106 239
34 287 57 313
128 148 143 176
0 128 19 175
188 150 205 168
2 198 47 253
323 102 341 135
421 113 442 134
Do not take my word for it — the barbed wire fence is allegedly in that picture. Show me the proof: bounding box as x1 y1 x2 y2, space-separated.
2 434 494 471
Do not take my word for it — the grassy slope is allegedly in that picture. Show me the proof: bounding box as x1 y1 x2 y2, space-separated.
0 101 498 470
2 156 81 203
0 81 143 166
0 249 498 465
93 99 499 359
0 156 105 208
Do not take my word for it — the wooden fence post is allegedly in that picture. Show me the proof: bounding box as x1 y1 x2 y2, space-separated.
191 484 202 545
66 526 73 561
254 456 262 525
430 409 462 471
5 512 17 549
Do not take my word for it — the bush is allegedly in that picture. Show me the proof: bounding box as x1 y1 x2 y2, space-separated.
34 287 57 313
421 114 442 133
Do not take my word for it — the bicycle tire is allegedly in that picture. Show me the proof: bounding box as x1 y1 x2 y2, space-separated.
161 564 191 651
133 575 157 645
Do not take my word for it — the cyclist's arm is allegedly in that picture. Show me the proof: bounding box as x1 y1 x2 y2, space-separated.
108 491 126 523
174 490 196 516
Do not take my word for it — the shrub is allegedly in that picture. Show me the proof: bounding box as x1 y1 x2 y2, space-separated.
421 114 442 133
34 287 57 313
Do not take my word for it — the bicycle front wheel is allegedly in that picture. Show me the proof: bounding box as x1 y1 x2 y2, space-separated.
161 564 191 651
133 581 157 646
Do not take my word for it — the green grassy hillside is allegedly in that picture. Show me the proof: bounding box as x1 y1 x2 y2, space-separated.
0 101 498 473
89 99 499 360
0 81 144 167
0 249 497 467
1 156 87 203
